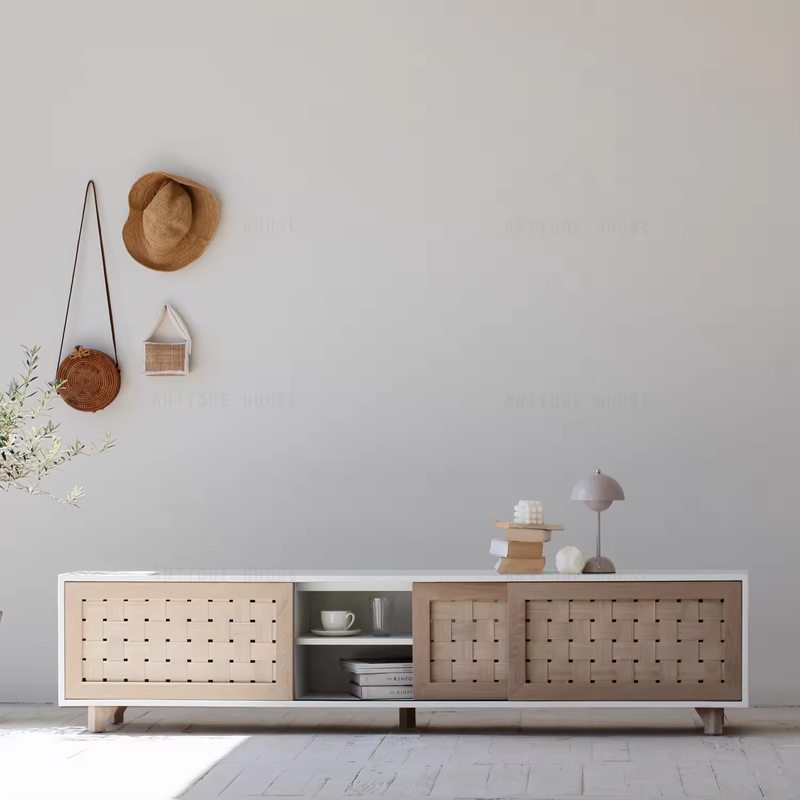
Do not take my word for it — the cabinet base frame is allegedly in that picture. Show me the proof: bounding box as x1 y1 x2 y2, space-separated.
78 701 733 734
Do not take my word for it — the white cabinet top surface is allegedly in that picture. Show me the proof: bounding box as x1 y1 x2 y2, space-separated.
59 569 747 583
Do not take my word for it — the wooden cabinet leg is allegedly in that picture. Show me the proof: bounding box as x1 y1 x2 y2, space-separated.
696 707 725 735
87 706 125 732
399 708 416 731
87 706 114 733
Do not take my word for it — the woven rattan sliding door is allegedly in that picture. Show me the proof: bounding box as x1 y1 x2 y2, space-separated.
413 583 508 700
508 581 742 702
64 582 293 701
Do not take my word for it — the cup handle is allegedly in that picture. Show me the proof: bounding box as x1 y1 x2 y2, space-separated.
345 612 355 630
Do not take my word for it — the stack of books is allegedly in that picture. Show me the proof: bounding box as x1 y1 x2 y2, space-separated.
340 657 413 700
490 520 564 574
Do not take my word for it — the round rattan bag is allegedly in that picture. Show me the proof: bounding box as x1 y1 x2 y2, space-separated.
57 346 120 412
56 181 121 413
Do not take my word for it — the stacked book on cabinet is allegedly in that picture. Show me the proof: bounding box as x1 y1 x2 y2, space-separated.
491 519 564 574
340 657 413 699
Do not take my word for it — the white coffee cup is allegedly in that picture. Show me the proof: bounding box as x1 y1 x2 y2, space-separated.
321 610 355 631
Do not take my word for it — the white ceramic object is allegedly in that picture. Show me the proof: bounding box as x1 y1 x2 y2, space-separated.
321 610 355 631
514 500 543 524
310 628 362 637
556 546 586 574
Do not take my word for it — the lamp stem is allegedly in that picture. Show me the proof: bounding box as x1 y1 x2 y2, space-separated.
596 511 602 557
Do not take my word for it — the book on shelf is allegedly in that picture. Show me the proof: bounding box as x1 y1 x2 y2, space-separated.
494 556 546 574
348 671 414 686
489 538 543 559
339 657 413 675
349 683 414 700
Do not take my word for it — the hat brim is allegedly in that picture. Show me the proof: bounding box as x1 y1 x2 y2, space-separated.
122 172 220 271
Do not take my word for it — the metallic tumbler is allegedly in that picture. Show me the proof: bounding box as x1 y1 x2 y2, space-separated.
370 596 394 636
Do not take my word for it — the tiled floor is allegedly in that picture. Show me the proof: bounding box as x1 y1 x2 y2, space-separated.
0 705 797 799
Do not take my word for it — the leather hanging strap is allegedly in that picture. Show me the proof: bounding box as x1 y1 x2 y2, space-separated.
57 180 119 371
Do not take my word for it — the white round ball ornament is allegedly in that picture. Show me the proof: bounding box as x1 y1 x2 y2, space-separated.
556 546 586 574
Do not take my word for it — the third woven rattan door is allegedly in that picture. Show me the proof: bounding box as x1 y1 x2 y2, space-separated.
508 581 742 702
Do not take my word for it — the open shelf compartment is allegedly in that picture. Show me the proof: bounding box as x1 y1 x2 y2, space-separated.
293 587 413 700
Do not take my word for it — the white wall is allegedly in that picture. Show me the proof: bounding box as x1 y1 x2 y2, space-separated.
0 0 797 704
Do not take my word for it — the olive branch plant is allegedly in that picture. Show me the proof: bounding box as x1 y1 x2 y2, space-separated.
0 346 114 505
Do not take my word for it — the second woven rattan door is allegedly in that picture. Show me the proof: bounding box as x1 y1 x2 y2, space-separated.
508 581 742 702
412 583 508 700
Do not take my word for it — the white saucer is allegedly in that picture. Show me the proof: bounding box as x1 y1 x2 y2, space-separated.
310 629 362 637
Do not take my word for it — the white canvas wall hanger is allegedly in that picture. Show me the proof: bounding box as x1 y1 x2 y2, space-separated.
143 304 192 375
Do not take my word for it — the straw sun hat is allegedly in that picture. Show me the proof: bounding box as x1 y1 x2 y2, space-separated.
122 172 220 271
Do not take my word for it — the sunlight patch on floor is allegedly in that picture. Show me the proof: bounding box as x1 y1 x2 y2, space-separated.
0 724 245 800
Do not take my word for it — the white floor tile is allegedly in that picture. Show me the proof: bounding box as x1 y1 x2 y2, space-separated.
346 765 399 796
526 764 583 798
220 764 285 797
485 764 529 797
712 762 769 799
591 739 630 762
383 765 441 798
678 763 722 797
181 765 244 800
430 764 491 798
623 762 684 799
582 763 629 796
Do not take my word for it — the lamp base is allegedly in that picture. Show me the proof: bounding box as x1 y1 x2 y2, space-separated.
582 555 616 574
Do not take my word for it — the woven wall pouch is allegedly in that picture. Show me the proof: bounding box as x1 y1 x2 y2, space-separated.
56 181 120 413
143 305 192 375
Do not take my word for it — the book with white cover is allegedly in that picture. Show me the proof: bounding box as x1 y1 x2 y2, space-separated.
489 538 544 559
340 657 413 674
349 671 413 686
349 683 414 700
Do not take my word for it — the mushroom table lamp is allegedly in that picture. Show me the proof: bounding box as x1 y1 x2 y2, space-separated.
571 469 625 573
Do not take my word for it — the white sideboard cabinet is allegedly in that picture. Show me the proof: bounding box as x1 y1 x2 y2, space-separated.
58 570 747 734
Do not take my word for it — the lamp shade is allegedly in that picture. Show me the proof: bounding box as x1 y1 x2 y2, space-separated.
571 469 624 511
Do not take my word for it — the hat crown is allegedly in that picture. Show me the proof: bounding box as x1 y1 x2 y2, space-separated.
123 171 219 271
142 180 192 253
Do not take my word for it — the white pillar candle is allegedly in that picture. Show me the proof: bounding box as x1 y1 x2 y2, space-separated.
513 500 544 524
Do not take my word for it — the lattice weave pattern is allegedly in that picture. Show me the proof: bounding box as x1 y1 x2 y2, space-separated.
81 596 279 684
144 343 187 374
430 599 508 683
525 598 726 685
